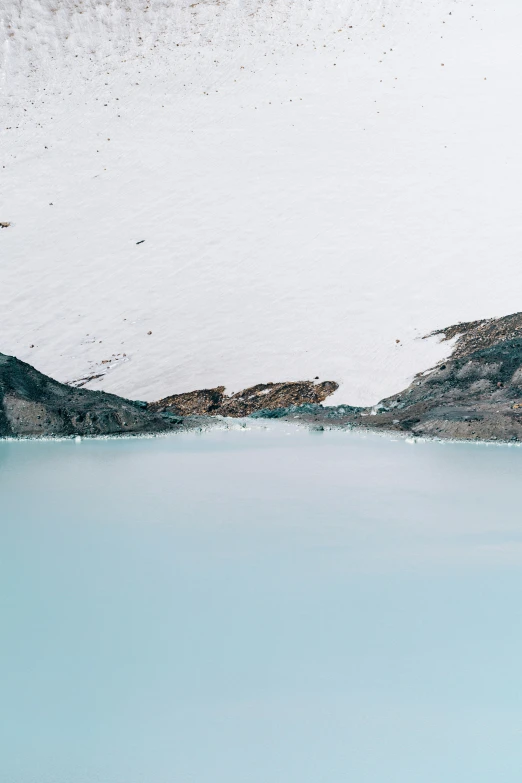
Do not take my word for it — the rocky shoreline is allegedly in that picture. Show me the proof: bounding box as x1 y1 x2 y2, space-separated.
3 313 522 442
0 353 338 438
0 353 188 438
265 312 522 443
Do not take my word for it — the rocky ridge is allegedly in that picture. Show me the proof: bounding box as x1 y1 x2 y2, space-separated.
0 352 186 437
270 312 522 442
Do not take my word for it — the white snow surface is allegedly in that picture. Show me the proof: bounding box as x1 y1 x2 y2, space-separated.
2 0 522 404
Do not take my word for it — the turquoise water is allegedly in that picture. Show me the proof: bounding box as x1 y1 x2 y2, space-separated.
1 427 522 782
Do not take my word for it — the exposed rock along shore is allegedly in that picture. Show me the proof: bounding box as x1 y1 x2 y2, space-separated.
0 353 186 438
270 312 522 442
3 312 522 441
0 352 338 438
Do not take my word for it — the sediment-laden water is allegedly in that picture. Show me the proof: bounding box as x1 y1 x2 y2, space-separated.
2 427 522 782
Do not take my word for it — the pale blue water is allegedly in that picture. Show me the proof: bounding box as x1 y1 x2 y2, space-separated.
1 427 522 783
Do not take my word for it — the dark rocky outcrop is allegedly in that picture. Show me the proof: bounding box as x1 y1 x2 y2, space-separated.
149 380 339 417
426 311 522 359
0 353 186 438
268 312 522 442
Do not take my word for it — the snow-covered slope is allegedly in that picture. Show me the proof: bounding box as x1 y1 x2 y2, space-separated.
2 0 522 404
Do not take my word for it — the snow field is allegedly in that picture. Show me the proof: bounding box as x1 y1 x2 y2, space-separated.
2 0 522 404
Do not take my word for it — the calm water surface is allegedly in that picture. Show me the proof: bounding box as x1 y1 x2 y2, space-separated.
1 427 522 782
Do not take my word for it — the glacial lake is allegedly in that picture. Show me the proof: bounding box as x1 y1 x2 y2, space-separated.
2 426 522 783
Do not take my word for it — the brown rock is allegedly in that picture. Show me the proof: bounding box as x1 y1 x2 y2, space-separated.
149 380 339 417
149 386 226 416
